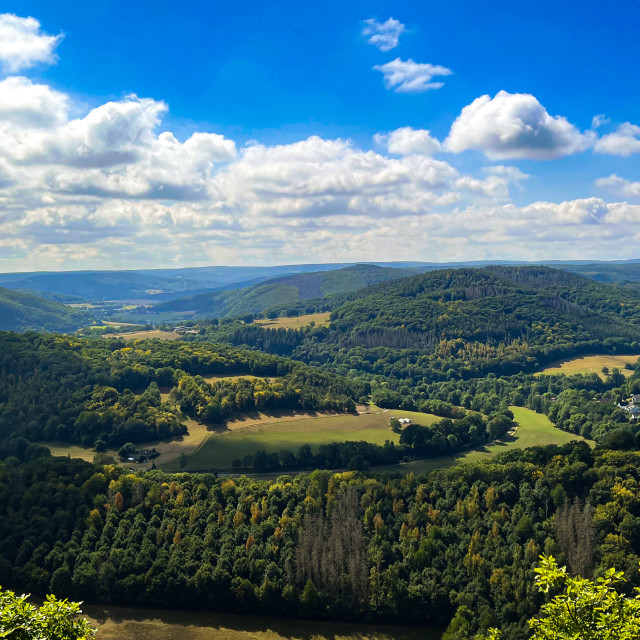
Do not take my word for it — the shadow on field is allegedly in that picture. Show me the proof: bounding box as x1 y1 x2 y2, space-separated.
84 603 438 640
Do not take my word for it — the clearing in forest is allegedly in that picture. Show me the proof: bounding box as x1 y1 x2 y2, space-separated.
378 406 591 475
39 418 214 469
254 311 331 329
161 407 441 472
536 354 640 378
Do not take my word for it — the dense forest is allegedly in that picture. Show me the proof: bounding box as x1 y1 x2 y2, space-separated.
0 332 365 448
188 267 640 384
0 287 91 333
1 442 639 639
3 265 640 639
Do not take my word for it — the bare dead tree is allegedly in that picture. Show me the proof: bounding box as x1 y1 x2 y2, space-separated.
554 497 594 577
294 487 369 607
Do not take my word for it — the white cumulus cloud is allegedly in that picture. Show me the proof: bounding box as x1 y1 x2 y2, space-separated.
374 127 442 156
373 58 452 93
0 33 639 270
595 174 640 199
362 18 406 51
0 76 68 127
594 123 640 156
0 13 62 72
446 91 594 159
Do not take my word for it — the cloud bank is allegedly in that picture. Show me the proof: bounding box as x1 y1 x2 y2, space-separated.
0 14 639 270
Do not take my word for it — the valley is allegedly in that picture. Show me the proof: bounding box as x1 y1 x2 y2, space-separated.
2 263 640 640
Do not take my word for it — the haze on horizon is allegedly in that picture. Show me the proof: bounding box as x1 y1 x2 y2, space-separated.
0 0 639 272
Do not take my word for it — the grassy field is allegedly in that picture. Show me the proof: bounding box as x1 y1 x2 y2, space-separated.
537 354 640 378
37 442 100 462
162 407 441 472
39 418 213 469
255 311 331 329
38 404 586 478
378 406 590 475
103 329 182 340
85 604 439 640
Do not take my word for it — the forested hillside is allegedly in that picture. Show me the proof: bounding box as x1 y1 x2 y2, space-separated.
152 264 421 318
0 332 364 448
0 287 91 333
1 443 639 640
191 266 640 380
4 265 640 640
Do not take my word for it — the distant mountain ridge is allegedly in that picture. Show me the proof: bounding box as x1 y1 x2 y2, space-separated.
5 259 640 306
0 287 91 333
152 264 424 318
0 262 429 302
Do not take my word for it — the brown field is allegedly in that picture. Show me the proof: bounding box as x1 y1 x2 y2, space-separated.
103 329 182 340
84 604 438 640
254 311 331 329
102 320 144 327
537 354 640 379
37 442 102 462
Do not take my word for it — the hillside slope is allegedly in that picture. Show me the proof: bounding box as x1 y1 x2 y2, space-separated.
153 264 421 318
206 266 640 382
0 287 91 332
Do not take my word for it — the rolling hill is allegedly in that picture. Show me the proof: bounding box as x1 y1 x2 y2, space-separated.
5 259 640 304
211 266 640 381
0 262 430 303
0 287 91 332
151 263 423 318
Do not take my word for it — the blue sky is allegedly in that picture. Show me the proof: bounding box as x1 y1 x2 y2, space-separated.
1 0 639 270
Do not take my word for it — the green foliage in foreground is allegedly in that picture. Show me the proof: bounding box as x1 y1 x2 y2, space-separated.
481 555 640 640
0 587 95 639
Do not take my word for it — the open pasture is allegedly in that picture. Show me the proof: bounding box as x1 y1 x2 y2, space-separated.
536 354 640 378
39 418 213 469
254 311 331 329
378 406 591 475
162 407 441 472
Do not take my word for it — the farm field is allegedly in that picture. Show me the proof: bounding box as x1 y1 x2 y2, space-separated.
161 407 441 472
536 354 640 378
378 406 591 475
39 418 213 469
103 329 182 340
37 442 100 462
254 311 331 329
38 405 584 477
